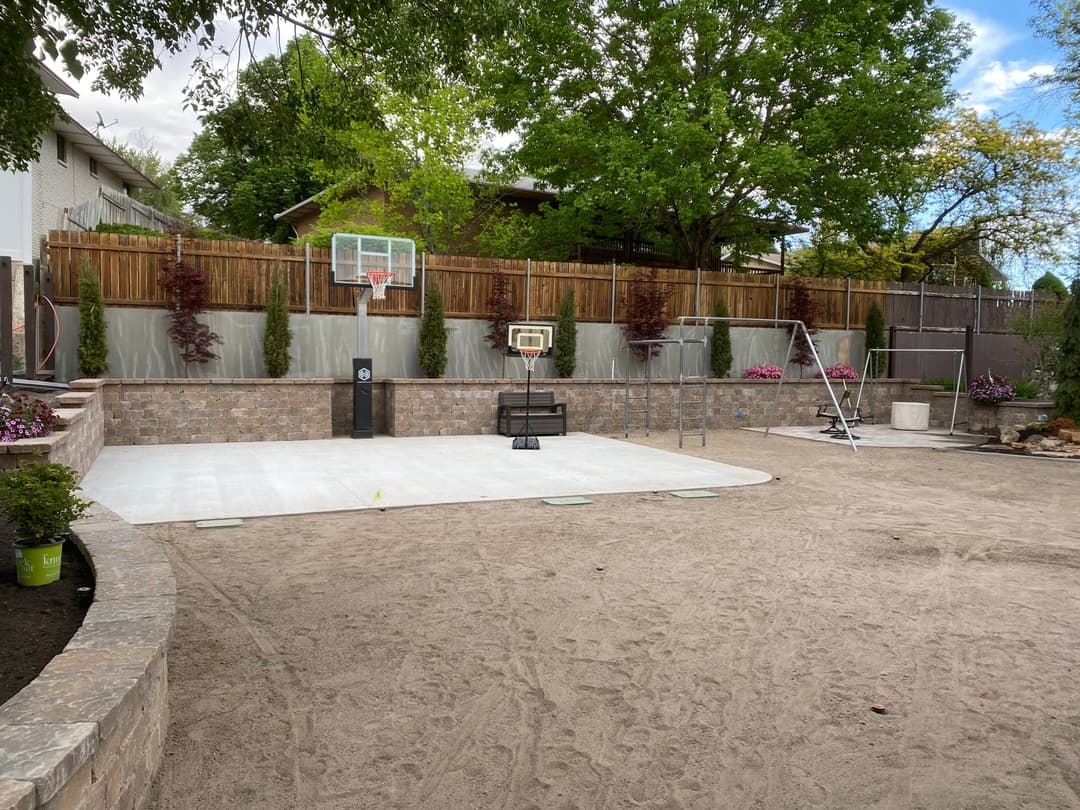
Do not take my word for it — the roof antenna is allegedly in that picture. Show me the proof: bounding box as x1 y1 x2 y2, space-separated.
93 111 118 136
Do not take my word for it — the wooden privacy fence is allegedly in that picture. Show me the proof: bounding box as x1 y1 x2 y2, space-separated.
44 231 1056 331
45 231 892 328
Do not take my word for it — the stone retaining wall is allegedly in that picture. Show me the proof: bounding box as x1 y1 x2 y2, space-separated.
0 380 105 475
102 379 336 444
0 504 175 810
380 378 927 437
969 398 1056 433
101 377 951 441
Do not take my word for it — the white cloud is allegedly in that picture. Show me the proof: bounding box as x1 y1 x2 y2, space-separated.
945 6 1058 117
963 60 1056 108
44 19 285 162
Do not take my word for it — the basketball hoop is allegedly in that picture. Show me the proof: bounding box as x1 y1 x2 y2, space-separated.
518 347 542 374
366 271 394 300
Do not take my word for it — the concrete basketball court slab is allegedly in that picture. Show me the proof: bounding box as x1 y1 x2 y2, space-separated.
80 433 773 524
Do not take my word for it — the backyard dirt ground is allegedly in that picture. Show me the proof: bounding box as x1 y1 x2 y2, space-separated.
145 430 1080 809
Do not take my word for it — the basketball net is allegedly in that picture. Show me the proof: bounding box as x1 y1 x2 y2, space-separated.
519 347 542 374
366 271 394 300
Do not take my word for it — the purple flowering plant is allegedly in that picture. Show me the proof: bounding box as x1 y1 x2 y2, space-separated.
745 364 785 379
0 394 61 442
816 364 859 380
967 372 1015 405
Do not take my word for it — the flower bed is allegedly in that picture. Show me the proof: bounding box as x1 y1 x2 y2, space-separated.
0 394 60 442
967 372 1015 405
816 364 858 380
745 364 784 379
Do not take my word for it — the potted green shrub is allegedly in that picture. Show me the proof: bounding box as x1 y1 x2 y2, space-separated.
0 461 91 587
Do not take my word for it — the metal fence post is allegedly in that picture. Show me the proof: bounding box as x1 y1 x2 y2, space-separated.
0 257 11 385
845 277 851 329
304 242 311 315
695 266 701 317
975 285 982 334
23 263 35 377
610 260 616 324
525 257 531 321
420 252 426 315
918 283 925 332
773 274 780 326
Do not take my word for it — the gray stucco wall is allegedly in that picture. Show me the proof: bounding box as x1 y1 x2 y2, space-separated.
54 306 864 381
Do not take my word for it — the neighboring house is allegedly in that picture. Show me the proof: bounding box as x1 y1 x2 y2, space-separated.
936 236 1009 287
273 171 554 244
276 177 805 272
0 63 160 266
719 251 787 276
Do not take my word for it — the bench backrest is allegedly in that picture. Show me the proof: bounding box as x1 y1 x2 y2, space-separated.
499 391 556 408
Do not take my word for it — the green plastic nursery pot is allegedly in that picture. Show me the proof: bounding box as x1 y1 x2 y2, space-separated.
14 540 65 587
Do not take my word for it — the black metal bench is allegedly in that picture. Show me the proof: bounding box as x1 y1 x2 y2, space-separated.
816 388 869 437
497 391 567 437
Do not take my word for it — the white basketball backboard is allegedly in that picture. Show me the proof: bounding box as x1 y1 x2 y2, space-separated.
331 233 416 289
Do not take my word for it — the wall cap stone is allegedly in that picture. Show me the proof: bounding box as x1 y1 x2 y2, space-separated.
0 504 175 810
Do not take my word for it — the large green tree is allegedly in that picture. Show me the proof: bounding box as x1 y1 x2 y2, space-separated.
485 0 966 269
311 81 502 253
173 37 360 240
790 111 1079 282
109 139 185 219
1 0 514 170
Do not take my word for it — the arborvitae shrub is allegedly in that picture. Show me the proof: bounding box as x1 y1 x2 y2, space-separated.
554 286 577 378
419 284 448 378
77 262 109 376
263 267 292 377
864 300 887 377
1055 278 1080 421
710 297 732 378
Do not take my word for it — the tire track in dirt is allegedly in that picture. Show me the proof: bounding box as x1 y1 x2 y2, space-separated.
163 529 318 808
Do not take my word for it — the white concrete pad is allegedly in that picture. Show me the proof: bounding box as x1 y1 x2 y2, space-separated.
748 424 986 449
80 433 773 524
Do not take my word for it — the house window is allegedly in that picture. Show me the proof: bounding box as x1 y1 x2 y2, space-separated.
89 157 98 177
56 133 67 165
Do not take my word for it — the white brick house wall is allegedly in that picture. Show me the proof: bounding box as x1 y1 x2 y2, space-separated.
31 128 129 259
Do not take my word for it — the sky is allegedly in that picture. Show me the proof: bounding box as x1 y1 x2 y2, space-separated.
48 0 1074 163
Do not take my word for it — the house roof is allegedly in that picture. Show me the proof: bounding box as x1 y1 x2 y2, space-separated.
54 111 158 190
38 62 78 98
274 171 556 224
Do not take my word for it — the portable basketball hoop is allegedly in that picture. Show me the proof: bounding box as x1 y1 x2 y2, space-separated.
366 271 394 300
512 347 543 450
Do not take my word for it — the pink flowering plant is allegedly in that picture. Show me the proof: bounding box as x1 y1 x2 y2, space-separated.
816 364 859 380
967 372 1015 405
0 394 61 442
745 364 784 379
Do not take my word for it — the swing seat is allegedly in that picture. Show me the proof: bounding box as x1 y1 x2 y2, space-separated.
816 388 868 436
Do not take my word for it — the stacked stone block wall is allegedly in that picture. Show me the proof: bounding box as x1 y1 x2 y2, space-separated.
102 379 335 444
0 504 175 810
374 378 923 437
0 380 105 476
330 382 387 436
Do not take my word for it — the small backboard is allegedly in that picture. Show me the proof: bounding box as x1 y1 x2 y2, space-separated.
507 322 555 356
331 233 416 290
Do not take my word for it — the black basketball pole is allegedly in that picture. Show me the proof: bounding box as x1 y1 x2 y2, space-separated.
512 355 540 450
